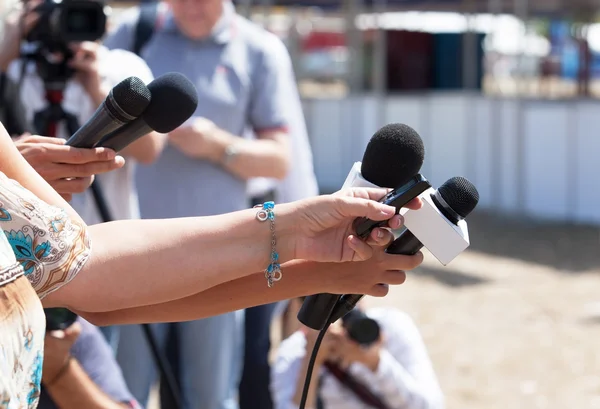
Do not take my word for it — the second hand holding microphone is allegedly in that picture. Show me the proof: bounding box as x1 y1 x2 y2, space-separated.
329 176 480 324
298 123 430 332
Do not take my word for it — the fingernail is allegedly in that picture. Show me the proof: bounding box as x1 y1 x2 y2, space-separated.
115 156 125 166
98 148 115 159
380 206 395 216
394 215 404 228
377 229 383 239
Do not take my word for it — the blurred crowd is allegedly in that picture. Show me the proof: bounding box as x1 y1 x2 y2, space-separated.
0 0 445 408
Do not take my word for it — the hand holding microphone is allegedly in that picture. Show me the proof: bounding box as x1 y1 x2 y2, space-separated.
298 123 430 331
328 176 480 324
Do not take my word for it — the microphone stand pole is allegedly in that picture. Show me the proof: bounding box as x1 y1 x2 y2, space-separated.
33 78 182 409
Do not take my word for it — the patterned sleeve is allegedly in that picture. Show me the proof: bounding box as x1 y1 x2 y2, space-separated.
0 172 91 299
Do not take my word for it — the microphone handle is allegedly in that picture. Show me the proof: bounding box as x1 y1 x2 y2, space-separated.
328 229 424 323
66 102 128 148
97 118 153 152
297 294 342 330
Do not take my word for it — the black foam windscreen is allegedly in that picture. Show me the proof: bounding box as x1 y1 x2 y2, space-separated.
361 123 425 188
111 76 152 118
438 176 479 218
143 72 199 133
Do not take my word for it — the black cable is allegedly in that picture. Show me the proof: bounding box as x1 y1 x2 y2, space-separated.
298 304 338 409
298 322 330 409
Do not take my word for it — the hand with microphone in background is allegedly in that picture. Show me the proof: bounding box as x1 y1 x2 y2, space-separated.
13 134 124 202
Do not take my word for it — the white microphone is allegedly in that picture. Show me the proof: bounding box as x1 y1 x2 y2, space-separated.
327 176 479 324
391 176 479 264
341 162 380 189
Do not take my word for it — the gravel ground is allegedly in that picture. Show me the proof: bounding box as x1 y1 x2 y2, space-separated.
149 211 600 409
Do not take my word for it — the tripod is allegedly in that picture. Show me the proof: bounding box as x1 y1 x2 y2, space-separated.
31 58 182 409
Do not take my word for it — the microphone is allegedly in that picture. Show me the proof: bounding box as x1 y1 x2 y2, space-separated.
328 176 480 323
66 76 151 148
297 123 429 331
97 72 199 152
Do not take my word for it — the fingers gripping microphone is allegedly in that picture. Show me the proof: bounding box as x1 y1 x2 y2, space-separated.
66 76 152 148
97 72 199 152
298 124 428 331
328 177 480 324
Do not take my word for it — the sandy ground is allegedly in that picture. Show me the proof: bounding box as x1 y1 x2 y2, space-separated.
364 212 600 409
147 212 600 409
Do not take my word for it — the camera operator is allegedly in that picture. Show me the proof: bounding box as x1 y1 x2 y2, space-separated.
0 0 166 349
0 0 165 212
40 313 142 409
271 299 444 409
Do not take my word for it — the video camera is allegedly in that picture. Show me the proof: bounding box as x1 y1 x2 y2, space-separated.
24 0 107 83
341 308 380 347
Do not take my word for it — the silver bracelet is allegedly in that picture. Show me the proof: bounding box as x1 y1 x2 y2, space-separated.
254 201 281 288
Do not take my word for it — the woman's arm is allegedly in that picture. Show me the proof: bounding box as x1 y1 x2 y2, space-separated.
48 209 298 312
1 123 418 316
75 247 420 325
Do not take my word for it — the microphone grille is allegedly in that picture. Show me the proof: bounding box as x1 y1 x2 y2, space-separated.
144 72 199 133
438 177 479 218
112 76 152 118
361 123 425 188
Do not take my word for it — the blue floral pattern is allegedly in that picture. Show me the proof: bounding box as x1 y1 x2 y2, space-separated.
0 170 91 407
5 230 51 277
0 240 45 409
0 172 91 299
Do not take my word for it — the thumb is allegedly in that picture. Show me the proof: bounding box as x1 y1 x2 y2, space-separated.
63 322 82 341
335 197 396 221
25 135 66 144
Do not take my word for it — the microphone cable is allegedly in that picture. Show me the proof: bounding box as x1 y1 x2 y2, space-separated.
298 305 336 409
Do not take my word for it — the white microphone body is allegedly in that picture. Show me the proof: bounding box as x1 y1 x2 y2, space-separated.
341 162 381 189
397 188 471 265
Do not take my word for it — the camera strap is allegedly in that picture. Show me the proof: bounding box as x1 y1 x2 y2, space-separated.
132 2 168 57
323 361 390 409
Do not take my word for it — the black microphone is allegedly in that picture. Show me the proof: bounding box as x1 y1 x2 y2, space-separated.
66 76 151 148
297 124 427 331
328 176 480 323
97 72 199 152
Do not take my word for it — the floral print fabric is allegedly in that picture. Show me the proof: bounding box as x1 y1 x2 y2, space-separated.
0 171 91 299
0 171 92 408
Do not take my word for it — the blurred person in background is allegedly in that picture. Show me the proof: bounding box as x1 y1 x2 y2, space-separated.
103 0 301 407
272 298 444 409
39 314 142 409
0 0 166 352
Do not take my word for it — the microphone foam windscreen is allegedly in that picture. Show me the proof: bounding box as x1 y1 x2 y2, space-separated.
143 72 199 133
112 76 152 118
438 177 479 218
361 123 425 188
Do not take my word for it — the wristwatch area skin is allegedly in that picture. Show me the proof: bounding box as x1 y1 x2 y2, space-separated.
223 144 239 165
